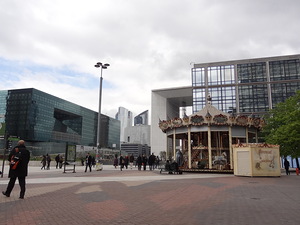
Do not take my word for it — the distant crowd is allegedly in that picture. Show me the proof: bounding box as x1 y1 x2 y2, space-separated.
114 153 160 171
40 154 64 170
39 152 161 172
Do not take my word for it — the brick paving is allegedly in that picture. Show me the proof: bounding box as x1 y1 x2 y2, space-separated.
0 165 300 225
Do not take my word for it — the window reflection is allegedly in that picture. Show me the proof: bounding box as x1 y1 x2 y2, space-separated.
208 65 235 85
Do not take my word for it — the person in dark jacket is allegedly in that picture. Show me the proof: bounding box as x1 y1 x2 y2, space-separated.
137 155 142 171
41 155 46 170
113 155 118 168
142 155 147 171
55 154 60 169
148 153 156 171
284 158 290 175
124 155 129 169
46 154 51 170
2 140 30 199
119 155 125 171
85 153 92 172
129 154 135 169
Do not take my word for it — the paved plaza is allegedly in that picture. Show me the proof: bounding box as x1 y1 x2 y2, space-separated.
0 164 300 225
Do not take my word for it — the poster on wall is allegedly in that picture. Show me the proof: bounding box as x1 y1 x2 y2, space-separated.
66 144 76 162
252 146 280 175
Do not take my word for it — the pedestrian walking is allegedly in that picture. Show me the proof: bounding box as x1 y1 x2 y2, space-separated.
142 154 147 171
55 154 60 169
2 140 30 199
41 155 46 170
129 154 134 169
119 155 125 171
148 153 156 171
137 155 142 171
46 154 51 170
284 158 290 175
85 153 92 172
124 155 129 169
113 154 118 168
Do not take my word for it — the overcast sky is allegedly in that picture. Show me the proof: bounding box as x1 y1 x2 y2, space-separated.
1 0 300 119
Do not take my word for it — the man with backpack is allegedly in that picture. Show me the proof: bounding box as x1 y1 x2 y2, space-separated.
2 140 30 199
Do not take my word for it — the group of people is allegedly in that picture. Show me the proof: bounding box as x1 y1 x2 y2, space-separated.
114 153 160 171
41 153 63 170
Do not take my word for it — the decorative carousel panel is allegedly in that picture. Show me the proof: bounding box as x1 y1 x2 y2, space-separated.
159 120 169 131
191 115 204 125
236 115 248 126
172 118 183 127
213 114 228 125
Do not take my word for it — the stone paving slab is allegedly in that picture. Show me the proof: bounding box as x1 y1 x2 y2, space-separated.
0 166 300 225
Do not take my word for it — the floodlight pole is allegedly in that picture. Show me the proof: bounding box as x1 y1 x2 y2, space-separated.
94 62 110 160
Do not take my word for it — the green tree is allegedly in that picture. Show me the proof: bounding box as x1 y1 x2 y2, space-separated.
262 90 300 159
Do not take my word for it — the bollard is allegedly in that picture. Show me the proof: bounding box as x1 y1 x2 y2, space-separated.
296 168 299 176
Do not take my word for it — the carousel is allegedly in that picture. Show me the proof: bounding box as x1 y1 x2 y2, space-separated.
158 100 265 173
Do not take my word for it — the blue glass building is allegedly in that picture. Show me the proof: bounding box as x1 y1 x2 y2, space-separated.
0 88 120 155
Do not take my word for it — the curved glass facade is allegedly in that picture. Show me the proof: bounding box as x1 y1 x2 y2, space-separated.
1 88 120 154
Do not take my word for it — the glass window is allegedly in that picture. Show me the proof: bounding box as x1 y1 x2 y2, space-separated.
192 67 205 86
271 82 300 107
237 62 267 83
238 84 269 113
208 86 236 113
193 89 206 113
208 65 235 86
269 59 300 81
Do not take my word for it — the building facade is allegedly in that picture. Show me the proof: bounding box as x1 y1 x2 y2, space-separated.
134 110 148 125
115 107 133 143
151 54 300 156
122 110 151 157
124 124 150 146
0 88 120 155
192 54 300 115
120 143 151 158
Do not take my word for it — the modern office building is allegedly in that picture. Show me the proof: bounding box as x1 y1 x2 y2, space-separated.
134 110 148 125
151 54 300 156
115 106 133 143
124 124 150 146
120 143 151 158
122 110 150 157
0 88 120 155
192 54 300 115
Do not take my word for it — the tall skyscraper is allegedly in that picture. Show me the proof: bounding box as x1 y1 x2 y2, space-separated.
134 110 148 125
115 107 133 143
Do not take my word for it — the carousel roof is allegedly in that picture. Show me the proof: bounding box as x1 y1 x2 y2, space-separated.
191 104 230 118
158 103 265 133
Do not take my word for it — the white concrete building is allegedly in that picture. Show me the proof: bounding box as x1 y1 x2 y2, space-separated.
124 124 150 146
151 86 193 156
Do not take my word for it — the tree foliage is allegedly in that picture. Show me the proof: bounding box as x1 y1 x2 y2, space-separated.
262 90 300 157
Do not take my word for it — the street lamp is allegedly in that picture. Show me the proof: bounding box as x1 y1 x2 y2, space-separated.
94 62 110 155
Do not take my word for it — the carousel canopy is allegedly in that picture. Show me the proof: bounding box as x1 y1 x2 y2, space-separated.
159 104 265 133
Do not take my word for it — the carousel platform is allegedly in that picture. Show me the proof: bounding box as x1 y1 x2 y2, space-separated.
180 168 234 174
